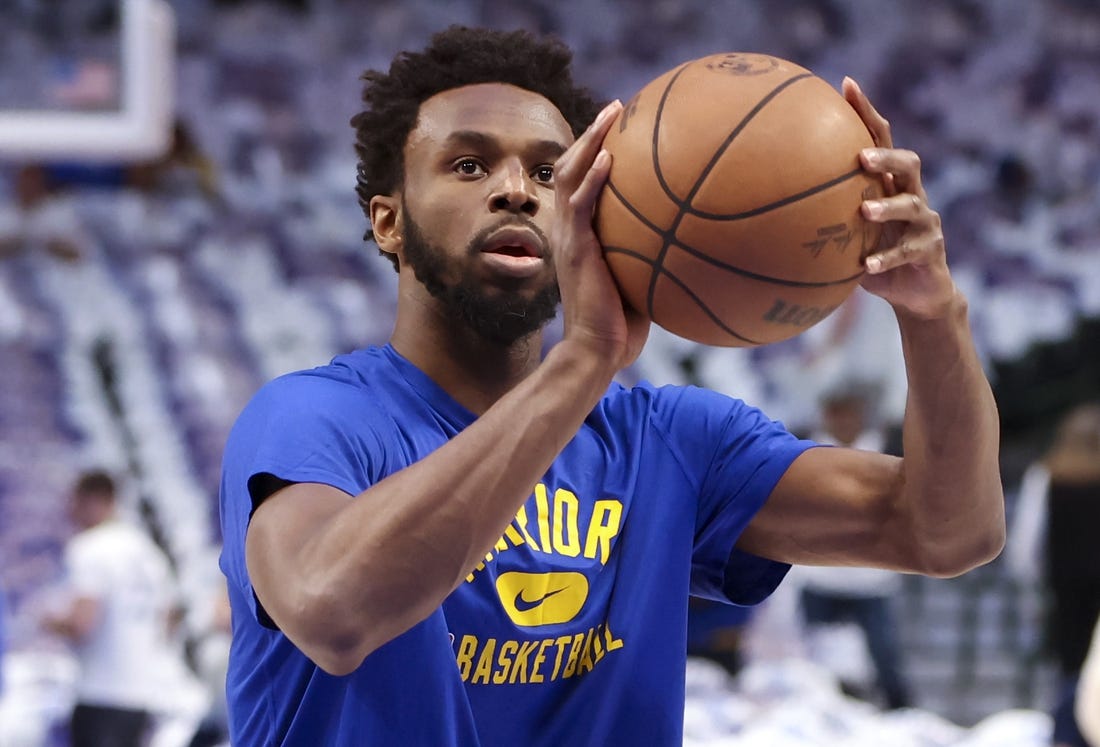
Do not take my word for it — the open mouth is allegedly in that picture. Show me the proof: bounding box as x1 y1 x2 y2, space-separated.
476 226 547 279
488 245 532 258
479 233 544 279
480 225 544 260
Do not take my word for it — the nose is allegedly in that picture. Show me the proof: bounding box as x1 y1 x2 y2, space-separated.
488 160 539 216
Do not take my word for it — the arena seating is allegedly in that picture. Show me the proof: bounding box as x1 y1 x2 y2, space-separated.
1 0 1097 741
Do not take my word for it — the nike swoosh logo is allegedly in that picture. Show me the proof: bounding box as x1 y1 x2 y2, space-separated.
513 586 568 613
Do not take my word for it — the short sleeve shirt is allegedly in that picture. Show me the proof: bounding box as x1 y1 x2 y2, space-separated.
220 345 813 746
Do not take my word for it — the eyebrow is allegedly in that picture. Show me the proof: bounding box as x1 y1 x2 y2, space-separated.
443 130 568 161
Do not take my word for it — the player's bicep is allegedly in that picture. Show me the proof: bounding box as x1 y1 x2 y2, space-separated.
245 481 354 628
736 445 910 569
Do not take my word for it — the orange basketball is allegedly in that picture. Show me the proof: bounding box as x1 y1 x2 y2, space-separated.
595 52 883 347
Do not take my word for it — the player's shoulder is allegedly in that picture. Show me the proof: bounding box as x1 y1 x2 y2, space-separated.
601 380 794 448
227 346 407 461
245 346 395 414
266 346 388 391
599 379 747 417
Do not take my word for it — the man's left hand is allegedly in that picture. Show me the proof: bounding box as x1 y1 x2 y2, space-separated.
844 77 957 320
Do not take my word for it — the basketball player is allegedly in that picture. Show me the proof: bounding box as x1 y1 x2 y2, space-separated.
220 26 1004 746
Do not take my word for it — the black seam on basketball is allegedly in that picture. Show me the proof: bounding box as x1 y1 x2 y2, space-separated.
686 168 865 220
605 181 667 236
603 246 656 266
603 180 677 315
645 70 815 324
604 177 864 288
680 72 814 211
605 247 763 345
669 243 865 287
645 62 693 320
650 63 694 207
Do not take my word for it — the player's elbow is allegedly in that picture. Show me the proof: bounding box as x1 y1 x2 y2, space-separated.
309 643 369 677
917 521 1006 578
305 617 419 676
287 585 438 676
277 589 382 677
292 618 380 677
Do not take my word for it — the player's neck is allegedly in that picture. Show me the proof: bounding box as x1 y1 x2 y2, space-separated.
390 309 543 415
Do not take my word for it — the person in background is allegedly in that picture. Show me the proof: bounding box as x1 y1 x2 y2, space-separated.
42 469 200 747
795 382 913 709
1007 402 1100 747
0 164 86 261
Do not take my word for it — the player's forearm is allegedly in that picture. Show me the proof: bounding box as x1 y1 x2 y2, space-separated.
296 343 615 670
896 289 1005 576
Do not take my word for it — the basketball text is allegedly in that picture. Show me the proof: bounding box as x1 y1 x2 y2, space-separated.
761 299 836 327
704 53 779 76
453 622 625 685
803 223 855 257
464 484 624 583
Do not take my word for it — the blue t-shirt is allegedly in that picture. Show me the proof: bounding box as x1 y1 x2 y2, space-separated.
219 344 814 746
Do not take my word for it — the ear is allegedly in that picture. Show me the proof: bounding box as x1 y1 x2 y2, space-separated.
369 194 403 261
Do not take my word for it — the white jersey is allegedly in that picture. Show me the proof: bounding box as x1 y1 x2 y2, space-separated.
64 519 180 710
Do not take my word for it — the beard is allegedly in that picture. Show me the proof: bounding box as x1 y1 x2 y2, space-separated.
401 207 561 346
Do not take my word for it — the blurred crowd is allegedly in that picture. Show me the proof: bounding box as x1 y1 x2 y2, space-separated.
0 0 1098 745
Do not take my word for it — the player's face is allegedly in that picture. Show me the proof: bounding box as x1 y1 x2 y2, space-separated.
396 83 574 344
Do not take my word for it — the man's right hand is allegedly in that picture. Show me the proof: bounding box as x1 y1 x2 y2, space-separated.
551 99 650 375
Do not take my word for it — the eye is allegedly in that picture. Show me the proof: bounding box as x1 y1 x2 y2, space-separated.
453 158 486 177
532 164 555 184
